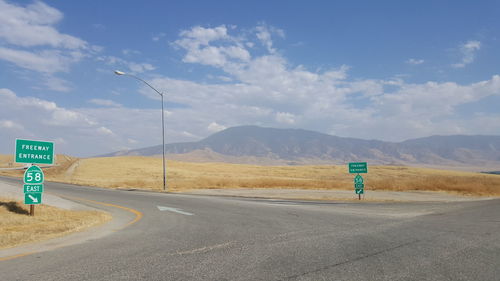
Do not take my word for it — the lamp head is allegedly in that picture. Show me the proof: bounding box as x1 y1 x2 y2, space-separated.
114 70 126 75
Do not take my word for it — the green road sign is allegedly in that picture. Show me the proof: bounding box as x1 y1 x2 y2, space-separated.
355 183 364 189
15 139 54 165
24 184 44 193
24 165 44 184
355 189 364 195
349 162 367 173
354 175 364 184
25 193 42 205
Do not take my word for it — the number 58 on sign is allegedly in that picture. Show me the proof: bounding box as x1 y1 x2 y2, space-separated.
24 166 44 184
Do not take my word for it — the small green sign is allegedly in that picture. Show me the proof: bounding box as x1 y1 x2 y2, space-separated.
24 184 44 193
25 193 42 205
355 189 364 195
349 162 367 173
354 175 364 184
24 165 44 184
15 139 54 165
354 183 364 189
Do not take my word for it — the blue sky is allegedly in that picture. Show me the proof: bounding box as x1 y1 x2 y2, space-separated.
1 0 499 156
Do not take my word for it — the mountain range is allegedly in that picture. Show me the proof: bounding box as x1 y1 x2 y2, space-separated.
102 126 500 170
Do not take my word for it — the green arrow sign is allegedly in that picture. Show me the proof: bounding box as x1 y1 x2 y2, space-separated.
25 193 42 205
24 165 44 184
15 139 54 165
355 189 364 195
24 184 44 193
349 162 367 173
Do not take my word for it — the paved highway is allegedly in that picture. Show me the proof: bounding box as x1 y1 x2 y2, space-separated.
1 177 499 280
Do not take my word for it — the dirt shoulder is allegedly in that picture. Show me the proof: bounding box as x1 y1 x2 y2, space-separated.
177 188 496 202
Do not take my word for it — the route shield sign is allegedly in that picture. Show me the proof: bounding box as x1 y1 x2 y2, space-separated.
24 184 44 193
349 162 367 173
15 139 54 165
24 165 44 184
25 193 42 205
354 175 364 184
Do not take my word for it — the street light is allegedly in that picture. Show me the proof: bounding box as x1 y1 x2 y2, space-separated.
114 70 167 191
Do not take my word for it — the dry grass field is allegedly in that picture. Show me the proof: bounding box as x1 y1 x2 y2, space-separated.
2 155 498 196
0 197 111 249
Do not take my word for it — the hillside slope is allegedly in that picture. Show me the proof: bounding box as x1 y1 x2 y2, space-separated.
102 126 500 168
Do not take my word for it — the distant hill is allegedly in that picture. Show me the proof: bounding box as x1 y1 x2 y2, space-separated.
101 126 500 169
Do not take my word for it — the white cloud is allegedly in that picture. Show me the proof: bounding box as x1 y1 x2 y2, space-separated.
206 75 233 82
122 49 141 56
181 131 199 138
0 88 175 156
44 76 72 92
54 137 66 145
0 0 87 49
129 62 155 73
152 32 166 42
1 87 96 134
173 25 250 68
178 25 229 46
155 25 500 143
207 122 227 132
256 24 284 54
88 99 122 107
452 40 481 68
2 24 499 157
127 138 138 144
0 119 23 130
3 72 500 157
97 56 156 74
406 58 424 65
0 0 98 92
97 126 114 136
275 112 295 124
0 47 82 73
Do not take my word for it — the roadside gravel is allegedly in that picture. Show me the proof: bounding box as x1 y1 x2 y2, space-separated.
178 188 495 202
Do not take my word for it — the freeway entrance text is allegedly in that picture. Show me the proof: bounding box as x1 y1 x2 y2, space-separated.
15 139 54 165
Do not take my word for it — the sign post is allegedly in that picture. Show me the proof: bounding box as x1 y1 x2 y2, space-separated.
349 162 367 200
15 139 53 216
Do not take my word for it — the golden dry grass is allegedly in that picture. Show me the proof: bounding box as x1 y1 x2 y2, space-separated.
1 155 499 196
0 197 111 249
0 154 23 169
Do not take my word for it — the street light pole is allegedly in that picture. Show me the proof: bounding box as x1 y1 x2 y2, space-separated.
114 70 167 191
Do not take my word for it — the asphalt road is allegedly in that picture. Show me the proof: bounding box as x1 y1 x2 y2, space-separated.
1 177 499 281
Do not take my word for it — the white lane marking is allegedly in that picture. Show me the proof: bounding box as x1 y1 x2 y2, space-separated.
174 241 235 256
157 205 194 216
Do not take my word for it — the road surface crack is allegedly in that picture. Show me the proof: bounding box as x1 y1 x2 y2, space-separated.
281 238 422 280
